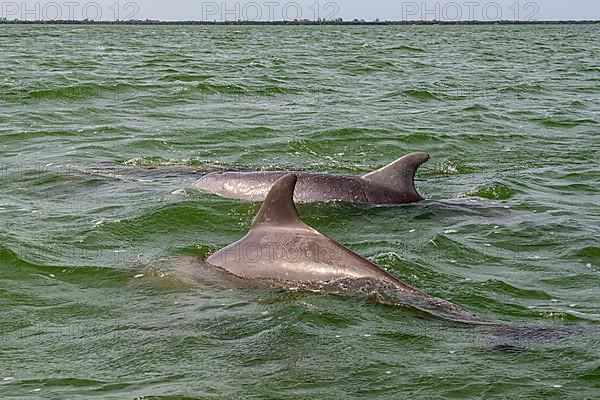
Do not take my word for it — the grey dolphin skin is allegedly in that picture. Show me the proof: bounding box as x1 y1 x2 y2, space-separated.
193 152 430 204
206 173 482 324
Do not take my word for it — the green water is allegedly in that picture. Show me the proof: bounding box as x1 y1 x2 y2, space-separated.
1 25 599 399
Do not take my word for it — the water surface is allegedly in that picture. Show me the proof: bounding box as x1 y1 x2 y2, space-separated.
1 25 599 399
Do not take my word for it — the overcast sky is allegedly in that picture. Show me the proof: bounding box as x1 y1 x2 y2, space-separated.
3 1 599 21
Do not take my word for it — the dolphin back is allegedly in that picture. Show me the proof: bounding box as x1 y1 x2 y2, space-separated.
192 152 429 204
207 174 418 287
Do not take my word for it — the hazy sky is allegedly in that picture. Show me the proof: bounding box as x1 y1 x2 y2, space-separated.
3 1 600 21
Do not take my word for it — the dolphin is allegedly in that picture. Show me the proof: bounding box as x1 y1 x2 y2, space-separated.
206 173 483 324
192 152 430 204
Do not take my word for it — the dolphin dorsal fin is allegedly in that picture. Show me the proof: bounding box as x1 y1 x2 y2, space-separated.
251 173 305 229
361 152 429 194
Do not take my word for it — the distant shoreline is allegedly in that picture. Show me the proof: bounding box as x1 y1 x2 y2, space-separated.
0 19 599 26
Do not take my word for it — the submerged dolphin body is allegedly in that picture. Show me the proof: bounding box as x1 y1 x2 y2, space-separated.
206 173 482 323
193 152 430 204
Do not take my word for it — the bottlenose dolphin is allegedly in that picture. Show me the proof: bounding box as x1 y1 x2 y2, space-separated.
206 173 483 323
193 152 430 204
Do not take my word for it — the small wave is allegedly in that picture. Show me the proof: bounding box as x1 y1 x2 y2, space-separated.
481 324 593 349
193 81 247 95
462 104 490 112
0 244 23 266
349 57 405 73
391 45 425 52
481 279 552 301
547 182 597 193
122 157 206 167
159 74 213 82
342 63 379 74
574 246 600 264
185 82 300 97
412 61 431 68
535 117 597 128
307 127 380 141
19 83 140 102
581 65 600 73
254 85 301 96
403 89 438 101
466 182 516 200
567 100 586 108
402 132 443 144
498 83 546 94
421 157 478 177
0 242 119 278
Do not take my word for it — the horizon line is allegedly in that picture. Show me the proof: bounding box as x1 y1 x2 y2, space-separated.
1 19 599 25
